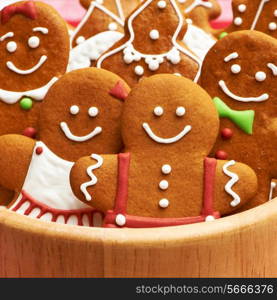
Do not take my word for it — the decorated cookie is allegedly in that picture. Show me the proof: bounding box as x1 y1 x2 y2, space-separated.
199 30 277 209
39 67 130 161
68 0 140 71
0 134 103 227
177 0 221 35
70 75 257 228
96 0 201 87
224 0 277 39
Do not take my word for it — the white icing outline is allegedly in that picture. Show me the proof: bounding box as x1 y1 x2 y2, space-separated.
222 160 240 207
70 1 124 47
6 55 47 75
267 63 277 76
218 80 269 102
33 27 49 34
80 154 103 201
250 0 270 30
269 181 276 201
184 0 213 13
0 77 58 104
0 32 14 42
97 0 201 82
142 122 192 144
60 122 102 142
224 52 239 62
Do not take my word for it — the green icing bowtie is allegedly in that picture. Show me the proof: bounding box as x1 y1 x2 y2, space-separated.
213 97 255 135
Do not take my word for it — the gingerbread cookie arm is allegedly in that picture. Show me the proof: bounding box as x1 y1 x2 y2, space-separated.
0 134 35 192
70 154 118 212
213 160 258 215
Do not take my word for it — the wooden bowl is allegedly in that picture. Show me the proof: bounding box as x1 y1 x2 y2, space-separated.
0 198 277 278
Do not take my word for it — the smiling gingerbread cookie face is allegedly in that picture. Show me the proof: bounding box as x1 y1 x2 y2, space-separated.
39 68 130 161
0 1 69 93
200 30 277 208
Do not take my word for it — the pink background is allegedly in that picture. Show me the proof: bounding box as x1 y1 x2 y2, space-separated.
0 0 233 28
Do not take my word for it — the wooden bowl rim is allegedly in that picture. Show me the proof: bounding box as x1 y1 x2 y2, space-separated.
0 198 276 247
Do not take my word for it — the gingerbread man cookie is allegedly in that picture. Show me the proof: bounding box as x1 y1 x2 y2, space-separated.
224 0 277 39
199 30 277 209
39 67 130 161
0 68 130 226
68 0 140 71
96 0 201 87
70 75 257 228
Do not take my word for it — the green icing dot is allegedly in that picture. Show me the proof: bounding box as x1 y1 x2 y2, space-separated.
20 97 33 110
219 32 228 39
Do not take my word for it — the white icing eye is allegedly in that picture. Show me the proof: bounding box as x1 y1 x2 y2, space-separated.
153 106 163 116
176 106 186 117
70 105 79 115
274 10 277 17
28 36 40 48
157 0 166 8
88 107 99 117
231 64 241 74
269 22 277 31
255 71 266 82
6 41 17 53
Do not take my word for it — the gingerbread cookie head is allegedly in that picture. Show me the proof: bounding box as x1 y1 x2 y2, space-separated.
0 1 70 95
97 0 201 87
39 68 130 161
200 30 277 116
178 0 221 34
122 74 219 156
226 0 277 39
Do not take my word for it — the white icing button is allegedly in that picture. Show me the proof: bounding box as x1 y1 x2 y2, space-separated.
274 10 277 17
76 36 85 45
255 71 266 82
115 214 126 226
149 29 159 40
231 64 241 74
134 65 144 76
234 17 243 26
108 22 118 31
28 36 40 48
6 41 17 53
159 180 169 190
268 22 277 31
176 106 186 117
238 4 246 13
88 107 99 117
70 105 79 115
157 0 166 8
159 198 169 208
153 106 163 116
162 164 171 175
205 215 215 222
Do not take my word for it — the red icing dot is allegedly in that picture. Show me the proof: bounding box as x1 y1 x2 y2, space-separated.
35 147 43 155
221 128 233 139
22 127 37 139
215 150 228 160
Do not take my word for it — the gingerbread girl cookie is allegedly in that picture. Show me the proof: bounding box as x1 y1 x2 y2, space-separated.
68 0 140 71
96 0 201 87
0 68 130 226
70 75 257 228
199 30 277 209
224 0 277 39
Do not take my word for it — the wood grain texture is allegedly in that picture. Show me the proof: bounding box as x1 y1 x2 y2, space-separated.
0 198 277 278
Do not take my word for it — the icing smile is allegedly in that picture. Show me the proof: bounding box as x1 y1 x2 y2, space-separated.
6 55 47 75
142 122 192 144
219 80 269 102
60 122 102 142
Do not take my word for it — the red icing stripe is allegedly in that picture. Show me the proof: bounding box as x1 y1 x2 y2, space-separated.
1 2 37 24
